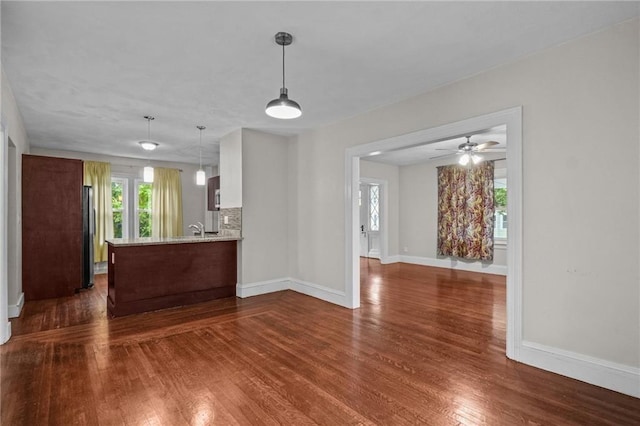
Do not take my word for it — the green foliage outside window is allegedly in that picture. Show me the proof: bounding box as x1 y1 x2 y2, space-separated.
138 183 152 237
494 188 507 213
139 211 151 237
112 181 124 238
138 183 152 210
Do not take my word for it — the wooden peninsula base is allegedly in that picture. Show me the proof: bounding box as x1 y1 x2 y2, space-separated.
107 236 238 317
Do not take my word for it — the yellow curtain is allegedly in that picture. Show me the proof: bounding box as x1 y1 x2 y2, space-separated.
83 161 113 262
152 167 184 237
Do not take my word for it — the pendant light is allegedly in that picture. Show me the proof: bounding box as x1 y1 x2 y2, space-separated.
142 115 155 182
196 126 206 186
265 32 302 119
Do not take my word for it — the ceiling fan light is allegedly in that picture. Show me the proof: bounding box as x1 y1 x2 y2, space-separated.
471 154 482 164
143 166 154 183
196 169 206 186
459 153 470 166
266 89 302 119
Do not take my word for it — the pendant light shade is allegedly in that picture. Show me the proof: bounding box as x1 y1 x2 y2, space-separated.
265 32 302 119
196 125 206 186
196 169 206 186
143 166 154 183
266 88 302 119
142 116 156 182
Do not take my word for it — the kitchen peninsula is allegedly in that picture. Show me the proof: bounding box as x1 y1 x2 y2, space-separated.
106 233 240 317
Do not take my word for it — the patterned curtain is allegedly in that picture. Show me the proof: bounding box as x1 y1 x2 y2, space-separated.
437 161 494 260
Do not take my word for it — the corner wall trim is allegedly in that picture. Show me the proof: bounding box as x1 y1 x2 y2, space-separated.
1 322 11 345
236 277 349 308
8 292 24 318
289 278 348 308
519 341 640 398
236 279 289 298
400 255 507 276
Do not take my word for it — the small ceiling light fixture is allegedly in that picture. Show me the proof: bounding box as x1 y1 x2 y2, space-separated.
139 141 158 151
142 115 156 182
265 32 302 119
196 125 206 186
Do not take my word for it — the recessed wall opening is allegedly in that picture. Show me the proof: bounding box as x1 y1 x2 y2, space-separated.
345 107 522 359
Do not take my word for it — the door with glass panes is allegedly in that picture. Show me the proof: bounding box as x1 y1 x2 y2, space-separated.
359 183 380 259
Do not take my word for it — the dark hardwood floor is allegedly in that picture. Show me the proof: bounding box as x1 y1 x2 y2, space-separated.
2 259 639 425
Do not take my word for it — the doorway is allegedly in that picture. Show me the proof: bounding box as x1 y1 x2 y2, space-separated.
359 182 381 259
345 107 522 359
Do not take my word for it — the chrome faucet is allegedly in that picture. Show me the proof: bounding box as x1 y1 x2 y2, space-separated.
188 222 205 237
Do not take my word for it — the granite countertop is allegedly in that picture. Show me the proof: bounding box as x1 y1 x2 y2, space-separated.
106 231 241 247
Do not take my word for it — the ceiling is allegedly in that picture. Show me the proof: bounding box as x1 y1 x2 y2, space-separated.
366 126 506 167
2 2 638 165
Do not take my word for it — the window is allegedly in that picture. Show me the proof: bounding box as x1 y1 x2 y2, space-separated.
494 176 507 240
369 184 380 231
111 177 128 238
135 181 152 238
111 176 153 239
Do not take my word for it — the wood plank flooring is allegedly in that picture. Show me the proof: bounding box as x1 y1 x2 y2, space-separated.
2 259 639 425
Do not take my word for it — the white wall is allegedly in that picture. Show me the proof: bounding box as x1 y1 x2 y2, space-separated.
240 129 289 284
219 129 242 209
398 155 507 268
2 67 30 322
292 19 639 369
359 160 400 258
30 148 206 236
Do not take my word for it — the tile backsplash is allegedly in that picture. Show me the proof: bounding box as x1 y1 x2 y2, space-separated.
219 207 242 237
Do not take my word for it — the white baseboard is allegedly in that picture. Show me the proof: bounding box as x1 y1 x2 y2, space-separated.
94 262 107 274
519 340 640 398
237 277 349 308
367 249 380 259
8 292 24 318
380 255 401 264
1 321 11 345
236 278 289 298
400 255 507 276
289 278 348 308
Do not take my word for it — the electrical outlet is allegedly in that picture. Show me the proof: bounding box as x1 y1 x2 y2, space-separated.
224 215 229 224
403 247 408 253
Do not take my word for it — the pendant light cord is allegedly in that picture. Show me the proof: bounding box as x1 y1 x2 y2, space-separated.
199 128 203 169
282 41 286 90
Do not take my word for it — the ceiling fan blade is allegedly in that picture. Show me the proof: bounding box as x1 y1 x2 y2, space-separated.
475 141 500 151
429 152 456 160
434 148 459 152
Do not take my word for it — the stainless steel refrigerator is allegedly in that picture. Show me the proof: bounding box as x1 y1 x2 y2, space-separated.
82 185 95 289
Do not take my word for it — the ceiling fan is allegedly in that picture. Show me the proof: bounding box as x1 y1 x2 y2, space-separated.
430 135 503 165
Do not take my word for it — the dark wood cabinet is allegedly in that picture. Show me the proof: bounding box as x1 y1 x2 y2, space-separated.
207 176 220 211
107 240 237 317
22 155 83 300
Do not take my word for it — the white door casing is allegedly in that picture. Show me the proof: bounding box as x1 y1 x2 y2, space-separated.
1 122 11 344
346 106 523 360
